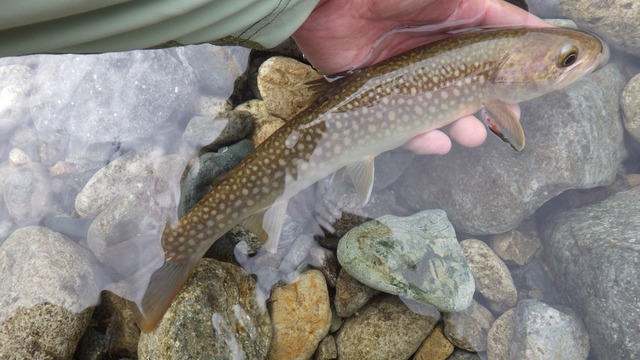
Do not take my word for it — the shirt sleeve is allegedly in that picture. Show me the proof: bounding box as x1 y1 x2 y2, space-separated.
0 0 320 57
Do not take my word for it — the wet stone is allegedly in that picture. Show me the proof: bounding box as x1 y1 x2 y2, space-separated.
2 161 52 226
443 300 495 352
460 239 517 313
0 226 102 359
178 139 254 216
337 209 474 313
314 336 338 360
413 323 455 360
446 348 483 360
257 56 324 120
547 0 640 57
182 110 253 150
621 73 640 142
336 295 438 360
235 99 286 146
98 291 140 358
75 327 108 360
510 300 589 360
510 259 561 305
267 270 331 360
138 259 271 360
486 308 515 360
334 268 379 318
488 225 541 266
541 185 640 359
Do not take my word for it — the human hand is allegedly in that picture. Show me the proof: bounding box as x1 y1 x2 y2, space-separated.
292 0 548 154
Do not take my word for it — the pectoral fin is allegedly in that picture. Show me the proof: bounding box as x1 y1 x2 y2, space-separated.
241 212 269 243
346 157 375 205
481 100 525 151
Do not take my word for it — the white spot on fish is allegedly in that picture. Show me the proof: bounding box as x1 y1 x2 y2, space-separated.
285 131 299 148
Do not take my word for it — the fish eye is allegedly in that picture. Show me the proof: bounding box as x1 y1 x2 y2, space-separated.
557 45 579 68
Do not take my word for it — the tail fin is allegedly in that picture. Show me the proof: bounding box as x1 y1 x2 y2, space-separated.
130 259 198 332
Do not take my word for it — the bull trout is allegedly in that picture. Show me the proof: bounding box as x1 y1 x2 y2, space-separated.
132 27 608 331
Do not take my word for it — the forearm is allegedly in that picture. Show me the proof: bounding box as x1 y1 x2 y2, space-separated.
0 0 319 57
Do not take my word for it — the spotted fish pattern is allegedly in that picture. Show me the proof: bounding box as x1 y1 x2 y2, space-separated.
132 27 608 331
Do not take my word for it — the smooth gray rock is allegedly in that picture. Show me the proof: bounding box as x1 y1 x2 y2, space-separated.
337 209 475 312
395 64 626 235
182 110 253 150
138 259 271 360
178 139 253 216
621 73 640 142
529 0 640 57
1 161 52 226
510 300 589 360
0 226 102 359
486 308 515 360
336 295 438 360
510 259 561 305
541 186 640 360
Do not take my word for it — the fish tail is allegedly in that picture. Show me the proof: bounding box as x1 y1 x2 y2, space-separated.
130 258 197 332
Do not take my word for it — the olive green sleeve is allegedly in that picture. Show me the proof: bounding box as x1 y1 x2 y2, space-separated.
0 0 320 57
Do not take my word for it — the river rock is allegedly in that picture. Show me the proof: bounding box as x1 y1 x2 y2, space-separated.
334 269 379 318
336 295 438 360
314 336 338 360
177 139 254 216
337 209 474 312
488 221 541 266
138 259 271 360
443 300 495 352
413 323 455 360
395 64 626 235
76 147 184 217
235 99 286 146
0 226 103 359
2 161 52 226
510 259 561 305
621 73 640 142
529 0 640 57
510 300 589 360
267 270 331 360
257 56 323 120
486 308 515 360
460 239 517 313
182 110 253 150
541 185 640 359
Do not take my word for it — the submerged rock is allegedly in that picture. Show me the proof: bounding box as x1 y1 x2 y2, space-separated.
460 239 517 314
395 64 626 235
0 226 103 359
621 73 640 142
138 259 271 360
337 209 474 313
413 323 455 360
443 300 495 352
267 270 331 360
541 185 640 360
510 300 589 360
334 269 379 318
336 295 438 360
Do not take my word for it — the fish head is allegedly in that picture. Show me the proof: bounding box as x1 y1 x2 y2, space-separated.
487 27 609 104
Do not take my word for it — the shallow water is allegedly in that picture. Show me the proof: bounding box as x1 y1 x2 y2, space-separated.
0 6 639 360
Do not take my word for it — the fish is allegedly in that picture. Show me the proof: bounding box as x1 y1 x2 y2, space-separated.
130 27 609 331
